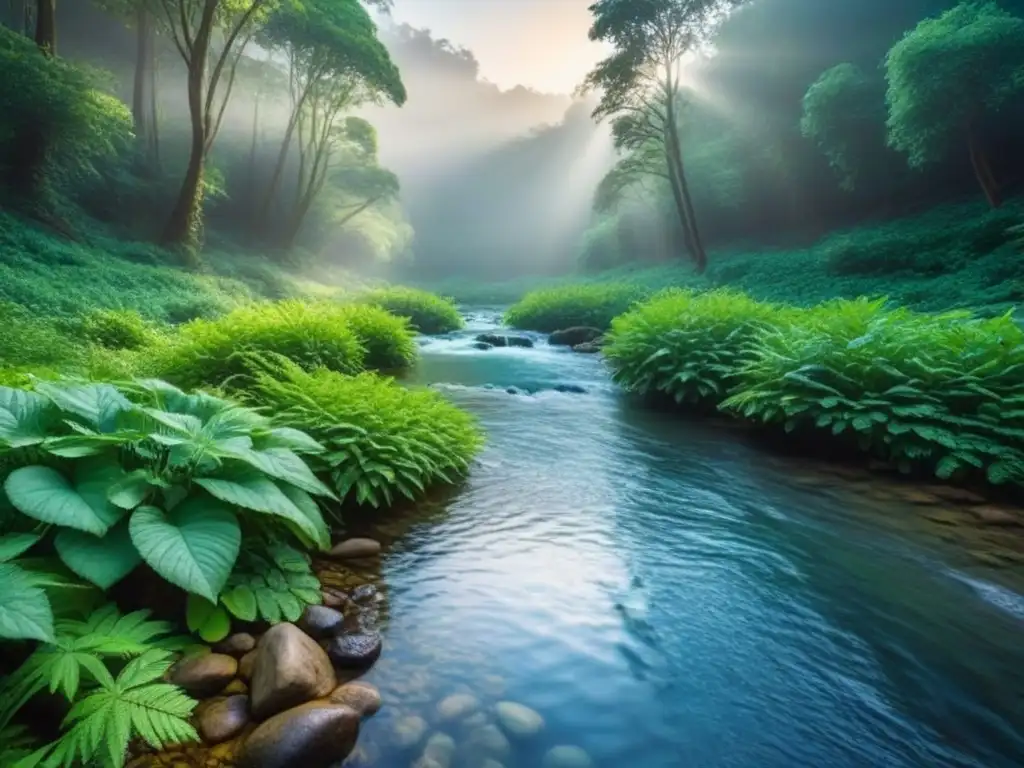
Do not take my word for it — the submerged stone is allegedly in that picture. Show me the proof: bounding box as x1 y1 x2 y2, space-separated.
554 384 587 394
391 714 429 749
495 701 544 737
542 745 594 768
435 693 480 723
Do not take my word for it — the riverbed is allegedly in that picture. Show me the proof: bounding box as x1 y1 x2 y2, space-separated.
344 309 1024 768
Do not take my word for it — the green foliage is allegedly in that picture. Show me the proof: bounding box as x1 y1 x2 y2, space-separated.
329 302 417 371
801 63 883 190
0 533 53 642
219 540 323 625
604 289 792 405
885 1 1024 167
149 300 367 390
249 358 483 511
357 286 463 335
0 378 333 604
1 604 197 768
505 283 646 332
76 309 160 351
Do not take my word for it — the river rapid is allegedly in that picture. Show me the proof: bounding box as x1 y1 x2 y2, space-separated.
343 309 1024 768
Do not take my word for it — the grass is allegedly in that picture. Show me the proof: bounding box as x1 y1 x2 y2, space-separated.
249 358 484 512
504 283 647 332
608 288 1024 489
357 286 463 335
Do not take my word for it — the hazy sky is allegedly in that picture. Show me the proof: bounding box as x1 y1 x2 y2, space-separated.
389 0 607 94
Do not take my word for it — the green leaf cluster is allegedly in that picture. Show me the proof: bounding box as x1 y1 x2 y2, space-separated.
218 540 322 626
356 286 464 335
1 604 198 768
249 358 483 510
504 283 647 333
0 378 334 604
74 309 161 351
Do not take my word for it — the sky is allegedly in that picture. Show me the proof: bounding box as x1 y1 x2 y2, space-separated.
388 0 608 94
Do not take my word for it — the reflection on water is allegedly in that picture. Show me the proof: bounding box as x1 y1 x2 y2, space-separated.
349 310 1024 768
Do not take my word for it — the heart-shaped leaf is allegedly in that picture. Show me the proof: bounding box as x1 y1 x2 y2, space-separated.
186 595 232 643
54 521 142 589
0 562 54 642
0 533 41 563
5 461 125 535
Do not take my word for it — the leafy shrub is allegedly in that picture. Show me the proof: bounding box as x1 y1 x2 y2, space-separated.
505 283 646 332
723 299 1024 484
149 300 367 390
331 302 417 371
76 308 159 350
250 358 483 510
0 301 81 370
1 603 198 768
358 286 463 335
0 378 333 609
604 289 792 406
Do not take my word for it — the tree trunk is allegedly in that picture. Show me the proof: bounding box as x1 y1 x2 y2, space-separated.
34 0 53 53
5 126 48 200
161 1 215 257
968 128 1001 209
149 51 160 169
258 107 303 230
665 100 706 272
132 6 157 173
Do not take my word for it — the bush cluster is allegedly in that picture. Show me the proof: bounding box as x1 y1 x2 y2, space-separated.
357 286 464 334
608 289 1024 487
504 283 647 332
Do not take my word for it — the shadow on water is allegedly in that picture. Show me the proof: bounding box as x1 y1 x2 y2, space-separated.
349 309 1024 768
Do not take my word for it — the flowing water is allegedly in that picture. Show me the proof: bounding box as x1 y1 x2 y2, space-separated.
347 310 1024 768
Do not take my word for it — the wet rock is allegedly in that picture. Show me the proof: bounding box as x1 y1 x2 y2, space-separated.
199 694 250 744
553 384 587 395
506 387 521 396
495 701 544 737
169 653 238 699
436 693 479 723
326 632 383 669
238 650 257 682
250 623 336 721
321 589 347 609
421 733 457 767
237 703 360 768
297 605 345 640
350 584 377 604
329 681 382 716
465 724 511 757
215 633 257 657
391 714 428 749
329 539 382 560
473 342 493 351
542 745 594 768
548 327 602 347
572 341 602 354
969 505 1021 527
222 679 248 695
475 334 534 349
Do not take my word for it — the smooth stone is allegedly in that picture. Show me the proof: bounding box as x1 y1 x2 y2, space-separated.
297 605 346 639
250 623 336 721
168 653 238 698
350 584 377 603
436 693 479 723
237 702 359 768
495 701 544 737
199 694 250 744
970 505 1020 526
462 711 489 728
466 724 511 757
215 633 257 656
329 538 382 560
548 327 602 347
238 650 257 682
222 679 248 695
326 632 383 669
542 745 594 768
422 733 457 767
329 681 382 716
391 714 428 749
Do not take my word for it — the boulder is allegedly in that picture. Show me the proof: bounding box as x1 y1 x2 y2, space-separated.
475 334 534 349
168 653 238 699
329 681 382 717
297 605 345 640
553 384 587 395
326 632 383 669
199 694 250 745
542 746 594 768
391 714 428 749
472 342 494 351
495 701 544 737
250 623 336 721
237 703 360 768
329 538 382 560
350 584 377 604
435 693 479 723
548 327 602 347
215 633 257 657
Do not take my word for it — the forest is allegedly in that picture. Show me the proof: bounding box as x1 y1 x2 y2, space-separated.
2 1 1024 768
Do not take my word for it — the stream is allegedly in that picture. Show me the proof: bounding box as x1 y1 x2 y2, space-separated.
345 309 1024 768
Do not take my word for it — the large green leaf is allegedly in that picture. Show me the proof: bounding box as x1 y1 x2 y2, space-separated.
279 485 331 551
0 387 53 448
226 447 336 498
129 501 240 602
258 427 326 455
33 381 131 432
195 475 324 545
0 562 54 642
0 533 41 563
4 461 126 536
54 521 141 589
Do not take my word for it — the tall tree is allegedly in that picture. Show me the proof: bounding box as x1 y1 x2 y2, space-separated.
885 0 1024 208
257 0 404 248
156 0 275 257
581 0 745 272
34 0 52 52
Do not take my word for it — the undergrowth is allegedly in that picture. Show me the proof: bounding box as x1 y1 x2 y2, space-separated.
358 286 464 335
504 283 646 332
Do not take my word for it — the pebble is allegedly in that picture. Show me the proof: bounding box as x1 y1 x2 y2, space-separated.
542 745 594 768
329 538 382 560
495 701 544 737
391 714 428 749
436 693 480 723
